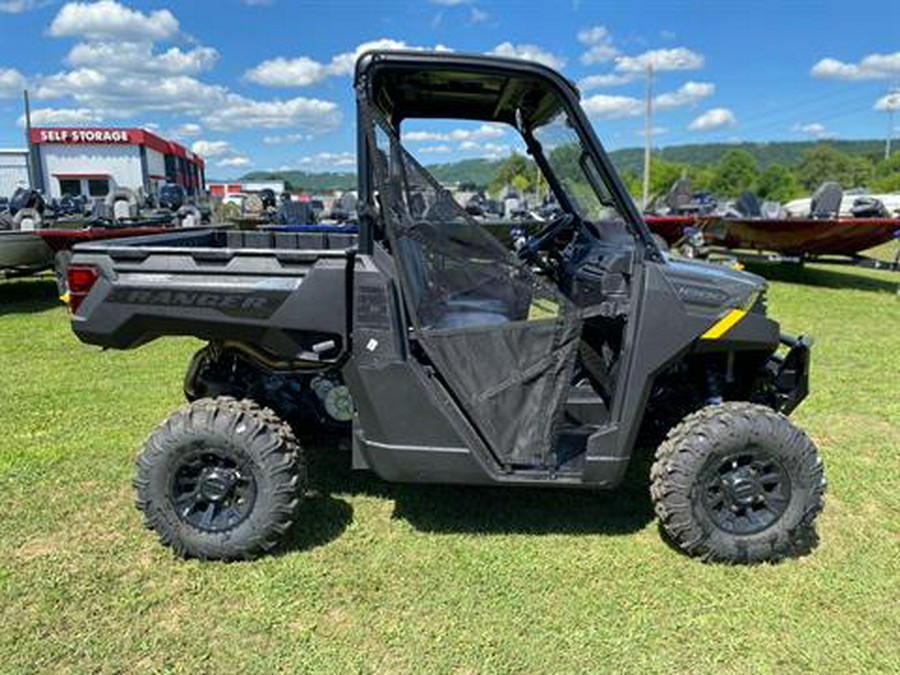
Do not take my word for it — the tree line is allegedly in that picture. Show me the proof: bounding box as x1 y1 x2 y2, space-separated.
485 143 900 204
617 145 900 203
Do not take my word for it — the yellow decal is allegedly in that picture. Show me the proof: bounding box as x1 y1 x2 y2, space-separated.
527 298 560 321
701 309 747 340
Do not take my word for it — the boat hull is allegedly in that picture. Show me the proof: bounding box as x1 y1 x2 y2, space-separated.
646 215 899 256
0 231 54 273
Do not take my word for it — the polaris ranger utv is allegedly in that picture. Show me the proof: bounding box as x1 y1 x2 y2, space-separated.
67 51 824 563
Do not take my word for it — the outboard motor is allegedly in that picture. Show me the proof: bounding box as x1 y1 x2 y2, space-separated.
260 188 278 210
735 191 762 218
760 201 786 219
159 183 186 211
277 200 314 225
8 187 45 216
809 181 843 219
850 196 889 218
664 177 694 214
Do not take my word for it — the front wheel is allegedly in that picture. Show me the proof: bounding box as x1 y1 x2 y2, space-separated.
134 397 306 560
650 402 825 563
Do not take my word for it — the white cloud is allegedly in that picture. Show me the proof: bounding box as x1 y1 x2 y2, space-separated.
792 122 833 138
203 94 342 132
298 151 356 170
217 156 252 168
0 0 49 12
169 122 203 137
582 94 643 119
811 52 900 81
34 68 226 118
874 92 900 112
24 3 343 143
688 107 736 131
66 42 219 75
469 7 488 22
32 61 341 133
429 0 473 5
459 141 510 157
244 57 327 87
191 140 234 157
263 133 310 145
581 44 619 65
488 42 566 70
17 107 102 126
660 29 676 40
654 81 714 109
419 144 452 153
578 73 634 90
245 38 453 87
615 47 704 73
0 68 26 98
49 0 179 41
577 26 610 45
577 25 619 65
402 123 504 143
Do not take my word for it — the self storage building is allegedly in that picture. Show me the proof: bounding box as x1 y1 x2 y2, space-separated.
28 127 206 200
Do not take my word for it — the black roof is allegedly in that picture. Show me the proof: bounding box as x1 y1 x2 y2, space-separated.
354 50 580 128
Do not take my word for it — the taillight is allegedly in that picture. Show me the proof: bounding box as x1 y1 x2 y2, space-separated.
66 265 99 313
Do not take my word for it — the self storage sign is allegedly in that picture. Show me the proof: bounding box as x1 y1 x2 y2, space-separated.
35 128 132 144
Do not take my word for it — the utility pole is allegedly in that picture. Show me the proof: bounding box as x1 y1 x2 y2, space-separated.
886 108 894 160
641 64 654 211
23 88 37 189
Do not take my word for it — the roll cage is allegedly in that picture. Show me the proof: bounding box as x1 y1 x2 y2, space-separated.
353 49 663 262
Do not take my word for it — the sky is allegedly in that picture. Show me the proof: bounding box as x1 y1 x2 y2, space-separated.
0 0 898 178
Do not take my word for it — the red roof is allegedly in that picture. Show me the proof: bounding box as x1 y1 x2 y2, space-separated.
29 127 205 169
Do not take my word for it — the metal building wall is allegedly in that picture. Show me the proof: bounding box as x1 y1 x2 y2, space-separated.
0 149 30 198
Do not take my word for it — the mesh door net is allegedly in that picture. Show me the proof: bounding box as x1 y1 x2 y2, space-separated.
365 108 582 467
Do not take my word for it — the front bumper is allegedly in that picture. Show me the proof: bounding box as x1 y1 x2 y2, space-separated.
765 333 812 414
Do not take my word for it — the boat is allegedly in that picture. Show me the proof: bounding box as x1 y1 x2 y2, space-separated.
0 230 53 274
644 180 900 269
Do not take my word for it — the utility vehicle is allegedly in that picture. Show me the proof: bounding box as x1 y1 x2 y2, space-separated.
67 51 825 563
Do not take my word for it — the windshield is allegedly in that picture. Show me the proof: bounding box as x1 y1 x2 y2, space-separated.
532 111 622 223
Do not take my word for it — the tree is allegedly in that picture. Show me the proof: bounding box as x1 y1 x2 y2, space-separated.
688 165 717 193
648 157 687 198
756 164 802 202
489 153 535 195
710 150 759 197
871 152 900 192
620 169 642 200
794 144 867 191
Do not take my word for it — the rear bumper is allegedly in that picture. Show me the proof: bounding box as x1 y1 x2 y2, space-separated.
766 333 812 414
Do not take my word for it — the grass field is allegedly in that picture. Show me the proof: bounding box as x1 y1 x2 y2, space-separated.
1 251 899 673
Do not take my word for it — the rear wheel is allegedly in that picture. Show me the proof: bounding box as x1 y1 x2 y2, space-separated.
650 402 825 563
134 397 305 560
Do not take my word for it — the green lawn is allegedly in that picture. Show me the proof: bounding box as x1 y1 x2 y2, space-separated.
1 257 898 673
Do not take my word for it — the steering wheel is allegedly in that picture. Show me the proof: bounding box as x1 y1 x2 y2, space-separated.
517 213 576 265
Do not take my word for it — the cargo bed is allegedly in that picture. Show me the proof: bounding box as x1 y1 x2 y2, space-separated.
70 228 358 362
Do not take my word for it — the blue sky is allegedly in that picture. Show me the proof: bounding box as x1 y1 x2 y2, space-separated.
0 0 898 178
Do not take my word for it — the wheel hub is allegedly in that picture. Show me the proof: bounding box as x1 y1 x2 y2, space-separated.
700 451 791 534
722 467 761 506
170 447 257 533
198 467 238 502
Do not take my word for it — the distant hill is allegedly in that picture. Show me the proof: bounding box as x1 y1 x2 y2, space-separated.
240 170 356 193
242 139 888 192
427 158 504 187
607 140 887 175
